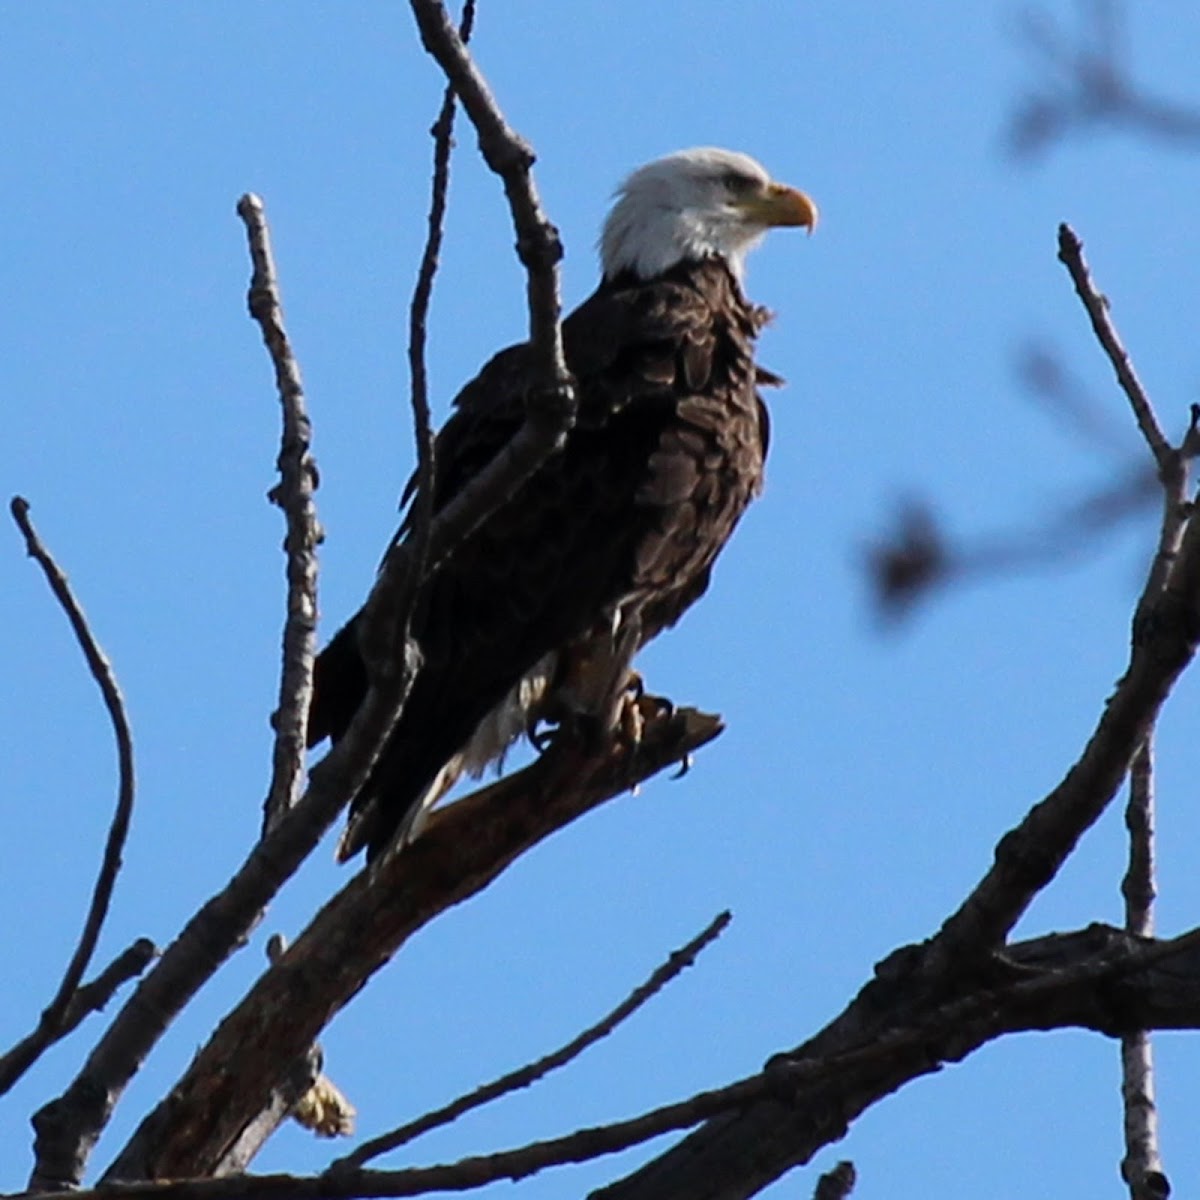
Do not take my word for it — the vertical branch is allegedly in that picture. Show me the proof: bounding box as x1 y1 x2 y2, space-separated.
368 0 476 668
1118 737 1169 1199
237 194 322 838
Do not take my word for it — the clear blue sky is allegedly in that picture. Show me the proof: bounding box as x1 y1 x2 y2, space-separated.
2 3 1200 1197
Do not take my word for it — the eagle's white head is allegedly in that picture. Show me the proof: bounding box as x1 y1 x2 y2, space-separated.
599 147 817 284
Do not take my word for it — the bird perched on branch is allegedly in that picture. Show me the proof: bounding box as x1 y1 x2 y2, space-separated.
308 147 817 862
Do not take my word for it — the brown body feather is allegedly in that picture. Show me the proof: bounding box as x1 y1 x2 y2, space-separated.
309 256 775 861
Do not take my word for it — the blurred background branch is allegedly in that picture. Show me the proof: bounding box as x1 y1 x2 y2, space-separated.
1007 0 1200 159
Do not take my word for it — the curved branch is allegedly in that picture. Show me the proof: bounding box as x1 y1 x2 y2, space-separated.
0 499 137 1098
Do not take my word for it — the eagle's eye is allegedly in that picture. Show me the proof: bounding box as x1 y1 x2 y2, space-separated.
721 171 760 196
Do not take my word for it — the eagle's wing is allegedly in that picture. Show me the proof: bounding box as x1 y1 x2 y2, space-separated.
310 259 768 861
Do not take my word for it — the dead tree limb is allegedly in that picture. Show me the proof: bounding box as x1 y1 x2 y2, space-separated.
1 499 137 1099
238 193 322 839
15 924 1200 1200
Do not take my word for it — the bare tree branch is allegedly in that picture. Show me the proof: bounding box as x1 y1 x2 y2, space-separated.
592 925 1200 1200
0 498 137 1099
869 233 1200 623
336 910 731 1169
101 704 721 1180
916 329 1197 974
1123 741 1157 934
357 0 474 705
28 673 427 1191
865 468 1159 619
1119 739 1168 1199
52 940 158 1041
1056 223 1171 469
237 193 322 839
17 924 1200 1200
213 1048 322 1178
402 0 476 580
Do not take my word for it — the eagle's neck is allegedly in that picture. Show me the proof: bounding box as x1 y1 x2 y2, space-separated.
599 203 763 285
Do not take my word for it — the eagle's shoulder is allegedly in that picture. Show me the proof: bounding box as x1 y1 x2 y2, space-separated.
416 259 756 515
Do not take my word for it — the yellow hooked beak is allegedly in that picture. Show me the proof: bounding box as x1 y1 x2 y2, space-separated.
739 182 818 233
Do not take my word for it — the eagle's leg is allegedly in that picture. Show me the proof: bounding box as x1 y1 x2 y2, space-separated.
540 611 644 753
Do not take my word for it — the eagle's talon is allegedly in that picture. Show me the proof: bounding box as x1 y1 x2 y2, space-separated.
671 752 693 780
526 721 558 754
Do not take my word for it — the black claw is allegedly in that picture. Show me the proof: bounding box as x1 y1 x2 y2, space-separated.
670 752 693 780
527 721 556 754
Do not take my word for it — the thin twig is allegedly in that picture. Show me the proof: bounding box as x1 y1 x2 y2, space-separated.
239 193 322 839
0 939 156 1090
53 939 158 1041
1057 223 1171 469
406 0 476 555
336 910 731 1168
1122 739 1157 935
0 499 137 1098
1119 738 1169 1199
363 0 475 686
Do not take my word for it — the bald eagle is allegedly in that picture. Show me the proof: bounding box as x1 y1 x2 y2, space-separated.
309 147 816 861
